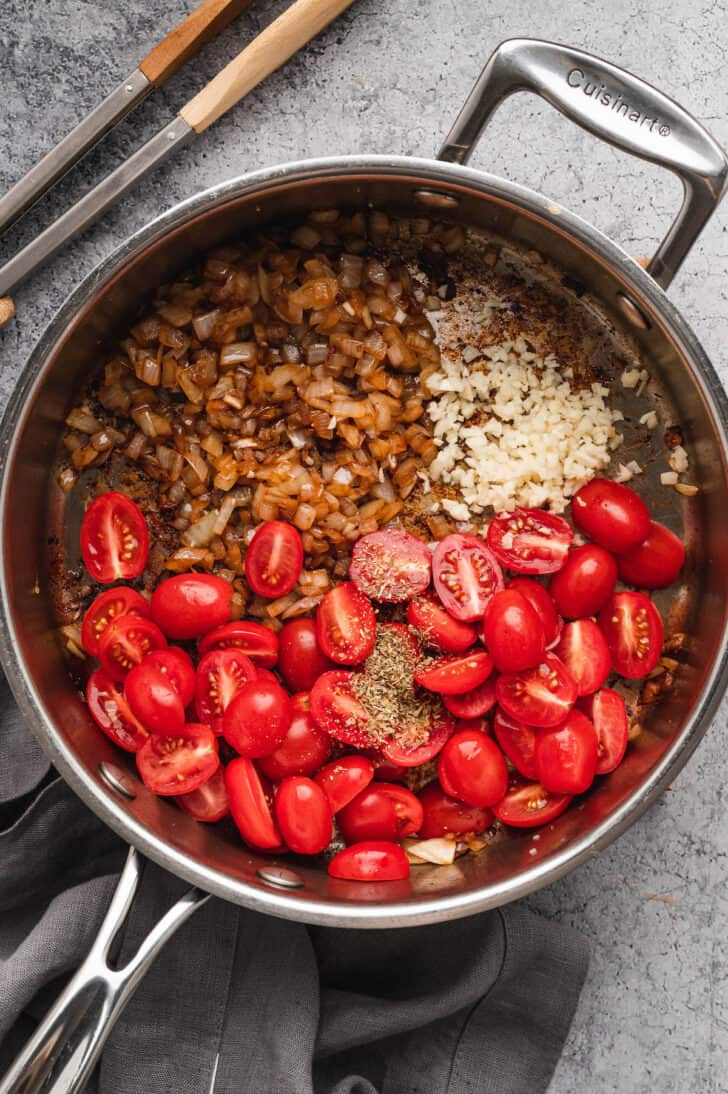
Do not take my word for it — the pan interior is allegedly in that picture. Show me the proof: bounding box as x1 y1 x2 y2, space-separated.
2 164 727 924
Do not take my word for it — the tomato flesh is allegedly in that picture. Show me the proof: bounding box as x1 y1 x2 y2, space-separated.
315 755 374 812
406 591 477 654
496 653 577 728
493 776 573 828
438 728 508 808
81 587 150 656
310 670 370 747
554 619 611 697
124 662 185 736
277 618 334 692
258 694 333 780
175 767 229 822
338 784 424 844
414 650 493 695
244 520 303 598
598 591 663 678
225 757 283 849
442 676 497 719
136 723 218 796
493 707 539 781
349 528 431 602
578 688 629 775
535 709 598 795
274 776 332 855
199 620 279 667
432 534 503 622
195 648 258 734
418 782 492 840
98 615 167 681
481 588 545 673
549 544 618 619
617 521 686 589
86 669 148 752
507 578 562 649
487 507 572 574
328 841 409 881
316 582 377 665
572 479 650 554
80 491 149 583
141 647 196 707
151 574 232 641
381 715 455 767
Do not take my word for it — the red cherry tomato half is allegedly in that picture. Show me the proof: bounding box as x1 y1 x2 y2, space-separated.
617 521 686 589
418 782 492 840
480 589 545 673
598 591 663 678
327 841 409 881
86 669 148 752
380 713 455 768
310 670 370 747
572 479 650 554
349 528 431 602
124 662 185 736
315 755 374 812
338 784 424 844
493 707 539 780
141 647 196 707
244 520 303 599
98 615 167 681
492 776 573 828
406 591 477 654
258 694 332 780
80 491 149 584
549 544 618 620
507 578 562 649
199 619 279 667
415 649 494 695
223 679 292 758
442 676 497 719
136 723 218 796
195 648 258 734
487 507 573 574
277 618 334 692
496 653 577 728
432 534 504 622
578 688 629 775
151 574 232 641
316 582 377 665
554 619 611 697
81 587 150 656
225 757 282 849
175 766 229 823
438 729 508 808
274 776 332 855
535 709 598 795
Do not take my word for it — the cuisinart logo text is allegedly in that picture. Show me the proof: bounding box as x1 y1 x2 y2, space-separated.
566 68 672 137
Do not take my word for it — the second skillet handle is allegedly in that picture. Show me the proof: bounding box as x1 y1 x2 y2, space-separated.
438 38 728 289
0 848 209 1094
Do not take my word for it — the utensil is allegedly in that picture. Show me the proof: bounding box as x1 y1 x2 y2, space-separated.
1 38 727 1094
0 0 356 325
0 0 254 237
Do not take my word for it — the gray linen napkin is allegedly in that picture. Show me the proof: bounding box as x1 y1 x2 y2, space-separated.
0 677 589 1093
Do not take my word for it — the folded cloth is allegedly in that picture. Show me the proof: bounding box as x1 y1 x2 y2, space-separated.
0 677 589 1094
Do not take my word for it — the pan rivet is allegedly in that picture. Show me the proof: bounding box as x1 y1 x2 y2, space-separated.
413 189 460 210
99 762 137 800
616 292 651 330
256 866 304 890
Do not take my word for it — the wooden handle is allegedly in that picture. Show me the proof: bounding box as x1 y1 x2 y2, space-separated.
179 0 355 132
0 297 15 328
139 0 255 87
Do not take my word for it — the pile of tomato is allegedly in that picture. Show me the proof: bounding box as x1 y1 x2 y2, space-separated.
77 478 684 882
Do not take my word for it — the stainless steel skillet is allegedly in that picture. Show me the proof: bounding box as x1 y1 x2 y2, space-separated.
1 38 727 1094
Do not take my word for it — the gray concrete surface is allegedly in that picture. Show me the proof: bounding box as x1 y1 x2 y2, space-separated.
1 1 726 1090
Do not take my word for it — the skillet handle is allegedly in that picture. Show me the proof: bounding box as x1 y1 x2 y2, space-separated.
0 847 210 1094
438 38 728 289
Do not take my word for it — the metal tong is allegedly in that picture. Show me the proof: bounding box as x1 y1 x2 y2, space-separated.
0 0 355 327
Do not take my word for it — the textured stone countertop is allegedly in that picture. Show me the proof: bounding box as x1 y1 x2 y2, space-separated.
1 1 726 1090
